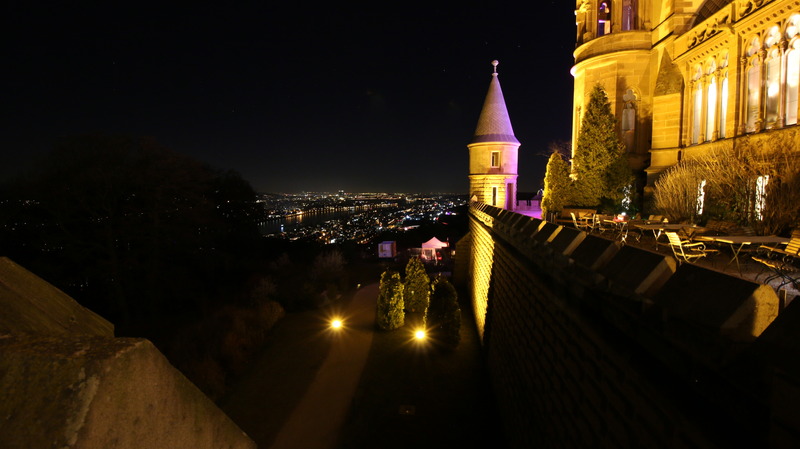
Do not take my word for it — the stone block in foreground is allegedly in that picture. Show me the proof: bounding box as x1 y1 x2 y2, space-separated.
0 335 256 449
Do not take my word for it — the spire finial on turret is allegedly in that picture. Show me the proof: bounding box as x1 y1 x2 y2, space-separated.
470 59 518 144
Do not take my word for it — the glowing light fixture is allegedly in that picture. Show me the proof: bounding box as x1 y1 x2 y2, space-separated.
331 319 343 329
414 329 426 340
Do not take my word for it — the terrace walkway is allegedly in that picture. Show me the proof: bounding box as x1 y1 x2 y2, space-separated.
220 285 376 449
221 282 500 449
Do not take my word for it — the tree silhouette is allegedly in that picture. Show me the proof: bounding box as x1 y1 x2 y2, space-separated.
1 134 262 334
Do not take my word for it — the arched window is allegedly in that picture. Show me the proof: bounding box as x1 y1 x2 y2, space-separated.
704 60 717 141
706 76 717 141
598 2 611 36
622 0 636 31
786 16 800 125
746 61 761 132
764 27 782 127
719 53 729 138
720 74 729 137
765 48 781 126
692 66 703 144
787 14 800 38
786 41 800 125
745 38 762 133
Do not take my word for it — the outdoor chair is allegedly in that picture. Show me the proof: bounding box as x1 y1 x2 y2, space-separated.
625 218 648 242
593 214 616 234
570 212 593 233
752 252 800 290
646 215 663 224
753 229 800 287
758 229 800 259
665 231 717 264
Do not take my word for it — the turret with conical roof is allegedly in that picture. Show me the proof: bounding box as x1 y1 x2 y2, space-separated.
468 60 520 210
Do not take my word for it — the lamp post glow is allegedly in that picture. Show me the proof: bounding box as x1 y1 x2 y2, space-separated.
414 329 426 340
331 319 343 329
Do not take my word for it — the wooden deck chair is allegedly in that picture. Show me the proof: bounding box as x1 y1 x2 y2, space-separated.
759 229 800 259
593 214 615 234
665 231 715 264
752 255 800 288
571 212 593 232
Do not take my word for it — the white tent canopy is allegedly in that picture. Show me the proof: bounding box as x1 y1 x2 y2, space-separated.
421 237 448 249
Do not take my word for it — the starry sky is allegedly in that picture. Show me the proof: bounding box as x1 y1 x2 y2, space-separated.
5 2 576 193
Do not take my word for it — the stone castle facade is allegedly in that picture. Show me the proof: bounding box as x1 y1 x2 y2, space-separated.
572 0 800 195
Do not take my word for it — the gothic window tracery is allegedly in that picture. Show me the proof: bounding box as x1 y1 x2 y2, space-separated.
692 65 703 144
706 60 717 141
765 48 781 126
764 27 782 127
720 53 729 138
745 37 762 133
737 18 800 132
786 16 800 125
687 52 735 144
622 0 636 31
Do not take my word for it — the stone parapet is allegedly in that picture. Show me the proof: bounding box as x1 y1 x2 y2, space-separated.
456 203 798 448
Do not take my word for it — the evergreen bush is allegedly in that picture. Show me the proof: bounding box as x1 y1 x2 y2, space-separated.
427 275 460 349
403 257 430 314
376 270 404 330
542 150 572 215
572 84 633 211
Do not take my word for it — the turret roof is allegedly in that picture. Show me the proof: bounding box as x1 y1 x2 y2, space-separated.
471 60 519 145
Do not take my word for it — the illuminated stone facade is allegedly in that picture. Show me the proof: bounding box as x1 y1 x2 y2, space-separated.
468 61 520 211
572 0 800 195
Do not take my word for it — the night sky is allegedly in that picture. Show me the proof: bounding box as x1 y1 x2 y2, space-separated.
6 2 576 193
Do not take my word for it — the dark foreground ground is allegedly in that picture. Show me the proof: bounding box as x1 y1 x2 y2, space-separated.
336 303 504 449
220 282 504 449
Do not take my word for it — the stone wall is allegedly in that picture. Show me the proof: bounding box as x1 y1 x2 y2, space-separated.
455 203 800 448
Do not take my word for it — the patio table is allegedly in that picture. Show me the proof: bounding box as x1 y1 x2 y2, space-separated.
634 223 698 249
694 235 790 274
603 219 629 243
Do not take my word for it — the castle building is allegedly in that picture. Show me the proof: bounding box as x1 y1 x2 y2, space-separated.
572 0 800 198
468 60 521 211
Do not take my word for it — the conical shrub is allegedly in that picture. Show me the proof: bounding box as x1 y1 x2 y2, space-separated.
376 270 404 330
